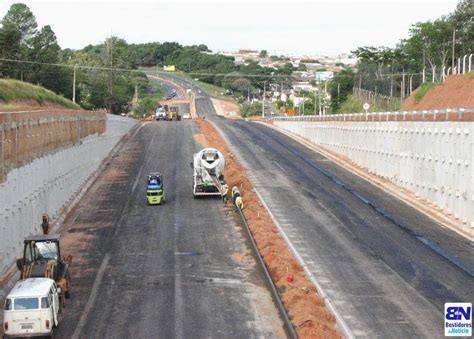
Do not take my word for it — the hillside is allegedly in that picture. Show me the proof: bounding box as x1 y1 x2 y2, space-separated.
401 73 474 110
0 79 80 111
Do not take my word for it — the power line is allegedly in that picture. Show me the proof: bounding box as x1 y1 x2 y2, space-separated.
0 58 309 79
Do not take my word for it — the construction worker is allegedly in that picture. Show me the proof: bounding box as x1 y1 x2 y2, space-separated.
221 183 229 204
232 186 244 209
41 214 49 235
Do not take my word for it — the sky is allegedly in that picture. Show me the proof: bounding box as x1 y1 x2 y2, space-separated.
0 0 461 56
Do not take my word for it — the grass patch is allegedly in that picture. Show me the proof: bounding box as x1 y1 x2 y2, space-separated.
337 95 399 113
413 82 441 103
174 72 233 100
0 79 80 109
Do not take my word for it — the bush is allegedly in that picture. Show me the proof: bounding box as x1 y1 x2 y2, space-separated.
240 102 262 118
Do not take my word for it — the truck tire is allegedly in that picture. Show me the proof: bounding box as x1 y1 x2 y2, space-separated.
59 291 65 314
65 273 71 299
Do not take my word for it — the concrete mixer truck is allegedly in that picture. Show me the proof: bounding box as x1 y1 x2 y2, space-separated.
191 148 227 197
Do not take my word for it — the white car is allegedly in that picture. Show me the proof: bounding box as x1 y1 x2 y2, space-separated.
182 113 191 120
3 278 62 338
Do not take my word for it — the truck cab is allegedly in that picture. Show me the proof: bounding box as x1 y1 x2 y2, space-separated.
155 107 167 121
3 278 61 338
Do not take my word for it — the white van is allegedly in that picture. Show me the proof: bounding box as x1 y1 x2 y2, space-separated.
3 278 61 338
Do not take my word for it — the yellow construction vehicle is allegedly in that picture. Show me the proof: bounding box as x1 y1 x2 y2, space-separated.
16 234 72 301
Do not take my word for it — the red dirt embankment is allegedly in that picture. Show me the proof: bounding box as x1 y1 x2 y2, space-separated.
402 73 474 110
195 119 340 339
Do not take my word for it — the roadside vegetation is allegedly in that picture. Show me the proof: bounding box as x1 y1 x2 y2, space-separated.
240 103 262 118
413 82 441 103
337 95 392 113
0 0 470 115
347 0 472 112
131 81 166 118
0 79 80 109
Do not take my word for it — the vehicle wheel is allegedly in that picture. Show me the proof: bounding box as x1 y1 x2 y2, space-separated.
59 291 66 313
65 273 71 299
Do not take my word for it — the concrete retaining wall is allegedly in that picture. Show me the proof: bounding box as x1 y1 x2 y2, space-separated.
0 114 136 275
274 117 473 237
0 109 106 183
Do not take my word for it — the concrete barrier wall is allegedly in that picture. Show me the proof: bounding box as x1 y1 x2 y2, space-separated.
273 119 473 236
0 110 106 183
0 114 136 275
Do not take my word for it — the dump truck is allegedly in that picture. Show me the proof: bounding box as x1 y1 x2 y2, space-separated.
16 235 72 302
191 148 227 197
146 172 165 205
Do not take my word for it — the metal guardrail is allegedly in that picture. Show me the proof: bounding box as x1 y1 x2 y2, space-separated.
272 107 474 122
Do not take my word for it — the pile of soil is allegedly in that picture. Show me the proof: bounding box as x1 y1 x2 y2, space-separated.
402 73 474 110
211 98 240 118
195 119 340 338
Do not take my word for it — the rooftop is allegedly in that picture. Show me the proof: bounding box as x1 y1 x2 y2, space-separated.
7 278 55 298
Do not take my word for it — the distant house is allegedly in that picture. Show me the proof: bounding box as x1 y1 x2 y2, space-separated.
291 82 314 92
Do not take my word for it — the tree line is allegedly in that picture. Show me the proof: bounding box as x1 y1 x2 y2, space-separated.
0 3 301 113
351 0 473 98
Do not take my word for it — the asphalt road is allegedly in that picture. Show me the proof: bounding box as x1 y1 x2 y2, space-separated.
192 94 474 338
53 120 285 338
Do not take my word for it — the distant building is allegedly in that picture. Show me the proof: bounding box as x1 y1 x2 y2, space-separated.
292 82 314 92
315 71 334 81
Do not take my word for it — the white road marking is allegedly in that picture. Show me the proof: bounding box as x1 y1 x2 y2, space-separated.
71 253 110 339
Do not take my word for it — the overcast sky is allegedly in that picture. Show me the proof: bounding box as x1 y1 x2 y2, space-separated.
0 0 460 56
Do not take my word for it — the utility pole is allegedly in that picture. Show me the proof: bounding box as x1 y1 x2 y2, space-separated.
314 91 317 115
452 28 456 73
106 37 114 112
262 81 266 118
422 49 426 83
324 81 328 115
337 83 340 105
72 65 76 103
302 94 305 115
318 87 322 116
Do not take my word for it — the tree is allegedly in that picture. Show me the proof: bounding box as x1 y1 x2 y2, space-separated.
0 3 38 78
101 37 131 113
154 42 182 65
297 63 307 71
259 50 268 58
403 18 452 80
329 68 355 112
450 0 474 54
28 26 61 86
1 3 37 46
230 78 252 95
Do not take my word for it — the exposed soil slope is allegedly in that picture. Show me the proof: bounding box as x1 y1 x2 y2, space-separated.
402 73 474 110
